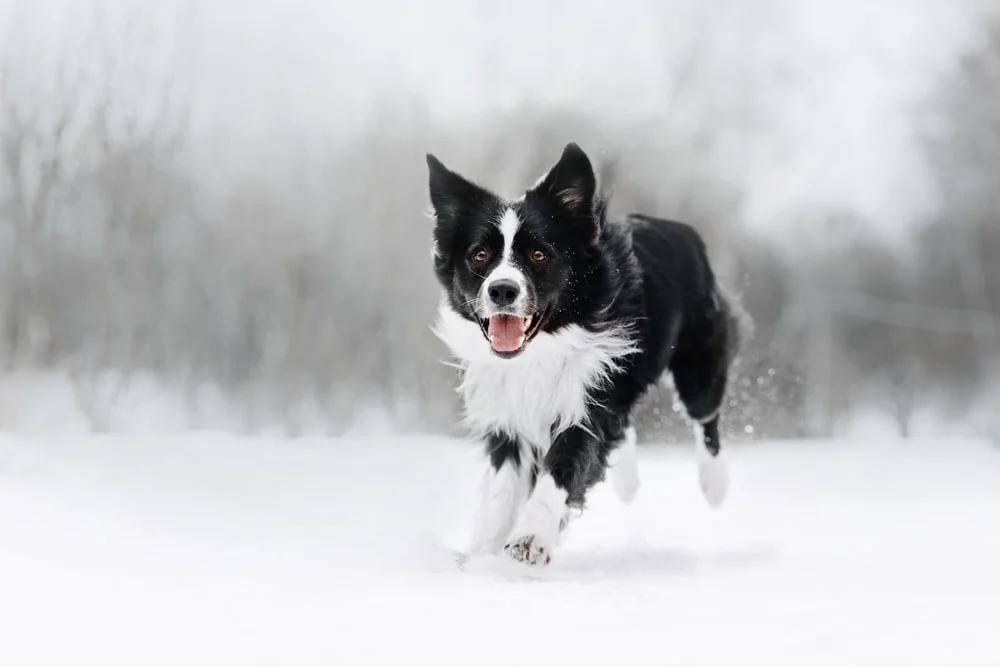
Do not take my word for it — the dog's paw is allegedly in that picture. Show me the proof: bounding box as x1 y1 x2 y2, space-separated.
609 455 640 504
698 454 729 508
607 427 640 504
504 534 552 566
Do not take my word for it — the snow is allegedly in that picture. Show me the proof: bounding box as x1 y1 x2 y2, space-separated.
1 431 998 666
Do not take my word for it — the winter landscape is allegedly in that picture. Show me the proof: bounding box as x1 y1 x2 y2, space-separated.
2 1 1000 665
2 430 999 666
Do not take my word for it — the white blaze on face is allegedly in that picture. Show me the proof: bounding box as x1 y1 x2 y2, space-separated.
497 206 520 261
480 208 527 315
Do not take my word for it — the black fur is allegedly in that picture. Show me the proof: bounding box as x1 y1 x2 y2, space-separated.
426 142 740 560
539 211 738 506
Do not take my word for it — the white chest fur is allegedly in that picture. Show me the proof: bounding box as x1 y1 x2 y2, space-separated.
433 301 638 450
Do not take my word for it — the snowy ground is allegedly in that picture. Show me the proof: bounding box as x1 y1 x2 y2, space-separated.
1 431 998 666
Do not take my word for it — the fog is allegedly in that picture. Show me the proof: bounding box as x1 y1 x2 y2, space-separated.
1 0 998 441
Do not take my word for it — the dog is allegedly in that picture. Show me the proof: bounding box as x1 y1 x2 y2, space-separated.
425 142 741 566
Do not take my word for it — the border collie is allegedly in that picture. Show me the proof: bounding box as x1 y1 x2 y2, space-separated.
426 142 741 566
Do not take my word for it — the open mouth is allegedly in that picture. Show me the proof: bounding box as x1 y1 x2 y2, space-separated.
479 310 548 358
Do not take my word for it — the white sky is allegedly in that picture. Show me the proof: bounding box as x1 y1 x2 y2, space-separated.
1 0 992 246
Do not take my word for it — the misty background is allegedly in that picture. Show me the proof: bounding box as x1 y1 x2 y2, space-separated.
0 0 998 443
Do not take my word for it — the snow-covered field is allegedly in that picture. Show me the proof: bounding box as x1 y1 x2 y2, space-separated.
1 431 998 666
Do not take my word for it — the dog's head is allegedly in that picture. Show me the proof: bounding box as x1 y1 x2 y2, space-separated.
426 142 604 359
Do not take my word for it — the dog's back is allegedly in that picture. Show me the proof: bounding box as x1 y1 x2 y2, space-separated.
621 213 741 373
626 213 718 306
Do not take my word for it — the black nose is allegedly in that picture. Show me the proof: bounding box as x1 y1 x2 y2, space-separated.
488 280 520 308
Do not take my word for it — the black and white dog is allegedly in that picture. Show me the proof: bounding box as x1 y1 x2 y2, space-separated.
426 142 741 566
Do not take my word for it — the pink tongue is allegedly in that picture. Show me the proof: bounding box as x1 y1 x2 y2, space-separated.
488 315 528 352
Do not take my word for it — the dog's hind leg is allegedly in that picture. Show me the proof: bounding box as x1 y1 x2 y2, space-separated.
607 424 639 504
690 412 729 508
669 295 736 508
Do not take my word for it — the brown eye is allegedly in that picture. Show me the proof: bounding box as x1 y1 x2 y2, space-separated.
471 249 489 263
530 249 547 263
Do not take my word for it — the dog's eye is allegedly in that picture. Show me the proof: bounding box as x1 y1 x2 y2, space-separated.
470 248 489 263
530 249 547 263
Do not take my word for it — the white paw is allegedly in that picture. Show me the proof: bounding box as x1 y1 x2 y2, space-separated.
505 474 566 565
504 534 552 566
608 426 639 504
556 505 584 545
609 456 639 504
698 454 730 508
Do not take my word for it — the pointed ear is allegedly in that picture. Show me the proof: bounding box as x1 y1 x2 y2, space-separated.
426 153 490 224
529 142 596 216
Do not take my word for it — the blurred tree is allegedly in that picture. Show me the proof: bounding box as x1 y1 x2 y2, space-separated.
0 1 198 429
915 11 1000 433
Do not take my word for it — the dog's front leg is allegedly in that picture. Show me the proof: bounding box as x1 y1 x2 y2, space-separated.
505 426 597 566
465 432 530 556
